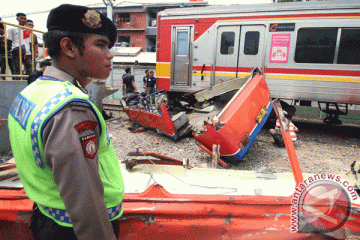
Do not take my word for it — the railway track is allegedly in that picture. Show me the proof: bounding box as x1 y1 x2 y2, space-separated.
103 101 360 138
292 119 360 139
103 103 123 112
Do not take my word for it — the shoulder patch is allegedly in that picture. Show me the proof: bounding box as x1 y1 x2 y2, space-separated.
75 121 97 133
80 134 97 159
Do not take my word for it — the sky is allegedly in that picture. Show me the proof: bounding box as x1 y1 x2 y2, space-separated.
1 0 271 34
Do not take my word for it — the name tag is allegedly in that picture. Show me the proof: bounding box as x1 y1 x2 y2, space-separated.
9 93 36 130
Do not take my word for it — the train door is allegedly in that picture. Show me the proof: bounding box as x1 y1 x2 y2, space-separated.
237 25 266 74
214 26 240 85
214 25 266 85
171 26 193 88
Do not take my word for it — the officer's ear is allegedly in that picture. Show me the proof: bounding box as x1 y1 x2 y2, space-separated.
59 37 78 59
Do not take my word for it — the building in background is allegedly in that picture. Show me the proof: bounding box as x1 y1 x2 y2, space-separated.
93 1 208 53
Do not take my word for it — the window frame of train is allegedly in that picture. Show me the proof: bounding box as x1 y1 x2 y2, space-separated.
219 30 261 56
216 24 265 82
295 27 360 65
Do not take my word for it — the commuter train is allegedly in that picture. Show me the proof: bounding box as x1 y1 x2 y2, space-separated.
155 0 360 122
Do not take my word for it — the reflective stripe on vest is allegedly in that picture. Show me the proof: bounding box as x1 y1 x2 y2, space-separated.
30 88 71 168
43 203 122 224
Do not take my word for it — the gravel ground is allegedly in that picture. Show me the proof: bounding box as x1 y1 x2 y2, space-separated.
2 98 358 176
104 98 360 175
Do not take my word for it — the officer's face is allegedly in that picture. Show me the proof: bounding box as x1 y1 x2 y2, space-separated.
77 34 114 80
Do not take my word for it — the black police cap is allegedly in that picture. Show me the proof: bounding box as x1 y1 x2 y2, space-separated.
47 4 117 48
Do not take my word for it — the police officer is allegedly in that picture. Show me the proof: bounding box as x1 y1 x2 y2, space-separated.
145 70 156 104
8 4 124 240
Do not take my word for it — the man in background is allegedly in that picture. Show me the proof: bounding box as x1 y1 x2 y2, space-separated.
7 13 32 79
26 59 51 85
0 17 15 79
24 19 38 70
142 69 149 91
122 67 138 97
145 70 156 103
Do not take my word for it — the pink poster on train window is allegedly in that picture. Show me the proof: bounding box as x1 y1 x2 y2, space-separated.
270 34 291 63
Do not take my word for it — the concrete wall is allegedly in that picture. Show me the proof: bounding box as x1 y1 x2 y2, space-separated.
111 65 156 99
0 81 28 152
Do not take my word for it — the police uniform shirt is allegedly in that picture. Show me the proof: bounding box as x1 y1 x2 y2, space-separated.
41 66 117 240
146 76 156 88
142 75 148 84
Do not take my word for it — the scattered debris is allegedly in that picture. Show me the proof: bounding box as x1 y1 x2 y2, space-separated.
211 144 220 169
123 151 185 171
131 127 148 133
255 166 277 180
182 158 192 169
196 142 228 169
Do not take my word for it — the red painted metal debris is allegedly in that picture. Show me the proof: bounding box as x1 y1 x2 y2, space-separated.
124 103 177 139
193 72 272 162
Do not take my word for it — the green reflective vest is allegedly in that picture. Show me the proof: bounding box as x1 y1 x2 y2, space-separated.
8 77 124 227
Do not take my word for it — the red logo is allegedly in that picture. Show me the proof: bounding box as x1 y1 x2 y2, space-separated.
80 134 97 159
299 181 351 232
270 24 278 32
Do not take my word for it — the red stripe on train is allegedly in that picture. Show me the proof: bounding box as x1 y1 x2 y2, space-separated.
193 66 360 77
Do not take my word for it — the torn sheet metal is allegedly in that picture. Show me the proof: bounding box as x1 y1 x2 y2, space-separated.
1 163 359 239
193 70 272 161
124 103 178 139
123 91 191 140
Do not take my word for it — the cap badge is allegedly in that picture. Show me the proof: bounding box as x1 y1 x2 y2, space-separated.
82 10 102 29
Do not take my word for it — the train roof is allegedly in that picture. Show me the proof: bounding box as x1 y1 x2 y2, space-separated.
159 0 360 18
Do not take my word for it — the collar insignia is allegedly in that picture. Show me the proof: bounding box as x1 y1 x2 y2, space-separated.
82 10 102 29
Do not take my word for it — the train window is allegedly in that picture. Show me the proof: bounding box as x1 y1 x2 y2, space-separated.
244 31 260 55
295 28 338 64
176 31 189 55
220 32 235 55
337 28 360 65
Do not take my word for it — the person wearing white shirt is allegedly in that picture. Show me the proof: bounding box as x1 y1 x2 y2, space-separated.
7 13 32 79
24 19 38 71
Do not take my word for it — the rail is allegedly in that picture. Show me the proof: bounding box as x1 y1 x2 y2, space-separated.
0 20 46 80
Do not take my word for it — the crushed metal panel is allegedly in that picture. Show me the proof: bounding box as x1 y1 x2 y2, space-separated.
124 103 178 139
193 72 272 161
194 76 249 103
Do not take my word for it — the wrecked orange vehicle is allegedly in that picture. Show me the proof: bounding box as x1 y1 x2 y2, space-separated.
124 69 272 162
1 74 360 239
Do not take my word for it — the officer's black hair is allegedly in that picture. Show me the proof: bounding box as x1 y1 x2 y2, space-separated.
125 67 131 73
150 71 154 74
145 69 149 74
43 30 89 58
40 59 52 68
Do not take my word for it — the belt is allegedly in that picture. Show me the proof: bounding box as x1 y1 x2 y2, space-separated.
43 203 122 224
